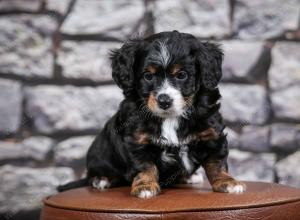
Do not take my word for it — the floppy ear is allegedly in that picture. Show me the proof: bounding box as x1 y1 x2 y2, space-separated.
196 42 223 90
110 39 142 97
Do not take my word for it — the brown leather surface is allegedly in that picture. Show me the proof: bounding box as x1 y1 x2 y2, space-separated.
41 181 300 220
41 200 300 220
41 206 162 220
162 201 300 220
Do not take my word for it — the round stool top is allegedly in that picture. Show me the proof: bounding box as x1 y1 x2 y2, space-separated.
44 181 300 213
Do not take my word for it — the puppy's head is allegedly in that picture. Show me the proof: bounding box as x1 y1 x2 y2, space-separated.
111 31 223 118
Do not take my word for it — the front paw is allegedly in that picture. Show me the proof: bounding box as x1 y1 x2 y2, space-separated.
212 179 246 194
131 182 161 199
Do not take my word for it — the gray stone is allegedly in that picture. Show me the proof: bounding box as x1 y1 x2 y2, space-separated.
0 0 41 12
269 42 300 91
221 41 264 81
61 0 145 40
154 0 230 38
271 123 300 152
57 41 121 82
45 0 72 15
228 149 276 182
276 151 300 188
0 79 22 134
271 85 300 121
0 165 75 213
0 136 54 162
0 142 23 162
0 15 57 78
22 136 54 161
240 126 270 152
224 127 240 148
25 85 123 134
220 84 269 125
234 0 300 39
54 136 95 167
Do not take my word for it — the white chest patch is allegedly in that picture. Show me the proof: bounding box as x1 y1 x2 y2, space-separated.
161 118 179 145
179 146 194 174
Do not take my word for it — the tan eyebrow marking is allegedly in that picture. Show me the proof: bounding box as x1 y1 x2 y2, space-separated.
145 65 157 74
147 92 157 112
170 64 182 75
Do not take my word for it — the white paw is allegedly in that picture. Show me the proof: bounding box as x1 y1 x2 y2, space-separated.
186 172 204 184
137 190 156 199
226 184 246 194
92 177 110 190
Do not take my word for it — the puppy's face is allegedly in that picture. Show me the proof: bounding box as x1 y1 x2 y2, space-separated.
137 40 197 118
111 31 223 118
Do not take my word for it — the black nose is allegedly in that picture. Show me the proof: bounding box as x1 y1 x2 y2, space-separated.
157 94 173 110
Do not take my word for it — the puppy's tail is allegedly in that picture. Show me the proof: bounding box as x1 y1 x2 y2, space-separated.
57 178 89 192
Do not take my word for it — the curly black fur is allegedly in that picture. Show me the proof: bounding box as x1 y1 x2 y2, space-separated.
58 31 231 192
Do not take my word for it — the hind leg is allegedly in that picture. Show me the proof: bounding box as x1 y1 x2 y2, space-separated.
87 160 121 190
90 175 125 190
92 176 111 190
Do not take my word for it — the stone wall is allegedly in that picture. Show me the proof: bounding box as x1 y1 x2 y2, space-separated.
0 0 299 219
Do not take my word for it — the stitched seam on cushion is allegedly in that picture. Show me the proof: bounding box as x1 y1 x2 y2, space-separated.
43 199 300 214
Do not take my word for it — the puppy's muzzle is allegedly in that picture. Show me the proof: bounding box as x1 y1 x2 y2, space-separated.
157 94 173 110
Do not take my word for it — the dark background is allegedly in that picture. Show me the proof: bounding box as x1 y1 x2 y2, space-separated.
0 0 299 219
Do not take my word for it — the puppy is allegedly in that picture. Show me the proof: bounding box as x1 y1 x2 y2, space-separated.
58 31 246 198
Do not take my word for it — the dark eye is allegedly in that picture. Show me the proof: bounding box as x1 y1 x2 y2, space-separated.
176 71 188 80
144 72 154 81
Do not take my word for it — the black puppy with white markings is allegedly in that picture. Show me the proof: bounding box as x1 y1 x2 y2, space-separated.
58 31 246 198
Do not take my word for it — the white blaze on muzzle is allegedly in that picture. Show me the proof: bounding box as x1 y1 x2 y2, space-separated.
156 80 185 117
